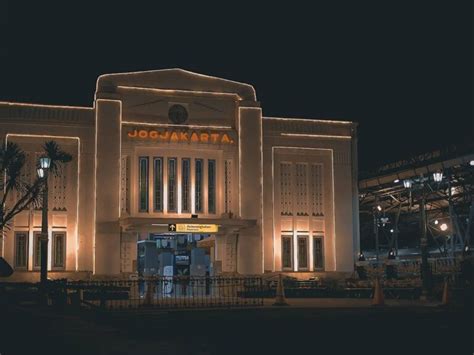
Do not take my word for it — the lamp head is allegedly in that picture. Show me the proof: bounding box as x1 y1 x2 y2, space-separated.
39 157 51 169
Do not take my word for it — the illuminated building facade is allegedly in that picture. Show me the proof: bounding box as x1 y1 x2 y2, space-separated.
0 69 359 279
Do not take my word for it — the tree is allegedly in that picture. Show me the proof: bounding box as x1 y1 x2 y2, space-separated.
0 140 72 232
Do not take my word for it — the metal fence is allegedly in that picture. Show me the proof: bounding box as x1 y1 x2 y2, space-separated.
355 256 463 279
64 276 265 310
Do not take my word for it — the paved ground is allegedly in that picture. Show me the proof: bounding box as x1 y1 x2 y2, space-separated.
0 299 472 355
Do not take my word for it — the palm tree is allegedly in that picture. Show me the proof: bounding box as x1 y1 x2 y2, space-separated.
40 140 73 178
0 140 72 231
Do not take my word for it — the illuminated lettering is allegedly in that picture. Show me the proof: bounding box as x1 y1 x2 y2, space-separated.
179 132 189 142
221 133 231 144
191 132 199 143
170 131 179 142
127 129 234 144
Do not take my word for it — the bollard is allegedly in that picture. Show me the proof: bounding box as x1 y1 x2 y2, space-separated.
273 274 289 306
440 279 450 307
371 277 385 306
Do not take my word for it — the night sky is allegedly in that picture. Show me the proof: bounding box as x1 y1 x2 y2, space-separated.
0 1 472 172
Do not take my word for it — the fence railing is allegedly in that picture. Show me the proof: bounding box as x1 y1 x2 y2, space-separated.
355 256 462 278
64 276 265 310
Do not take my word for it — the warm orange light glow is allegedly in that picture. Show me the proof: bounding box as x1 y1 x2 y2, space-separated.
127 129 235 144
265 116 353 125
281 133 352 139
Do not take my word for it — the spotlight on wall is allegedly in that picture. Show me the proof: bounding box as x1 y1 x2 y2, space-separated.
403 179 412 189
432 171 443 183
440 223 448 231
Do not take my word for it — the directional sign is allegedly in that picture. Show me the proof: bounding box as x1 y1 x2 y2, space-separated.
168 223 218 233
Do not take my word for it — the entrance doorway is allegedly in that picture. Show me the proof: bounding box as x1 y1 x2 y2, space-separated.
137 233 212 278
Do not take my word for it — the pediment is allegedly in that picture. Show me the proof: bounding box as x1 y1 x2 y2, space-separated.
96 68 256 101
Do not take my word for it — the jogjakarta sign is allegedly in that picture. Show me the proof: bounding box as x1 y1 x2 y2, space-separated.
127 129 235 144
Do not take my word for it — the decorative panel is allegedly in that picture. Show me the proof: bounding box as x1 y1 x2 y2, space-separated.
295 163 308 216
224 160 233 214
310 164 324 216
120 156 130 214
51 164 67 211
280 162 292 216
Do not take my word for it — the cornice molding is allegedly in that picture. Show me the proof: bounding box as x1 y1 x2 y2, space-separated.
0 103 94 126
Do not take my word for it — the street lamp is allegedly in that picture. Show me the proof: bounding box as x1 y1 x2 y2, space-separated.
403 174 432 299
37 157 51 284
432 171 443 183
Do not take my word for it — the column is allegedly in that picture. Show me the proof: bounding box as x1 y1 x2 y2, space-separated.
237 106 263 274
94 99 122 275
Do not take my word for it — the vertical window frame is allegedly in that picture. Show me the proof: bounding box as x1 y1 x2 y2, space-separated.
313 236 325 271
153 157 163 212
195 159 203 213
208 159 216 214
281 235 293 270
14 231 28 269
181 158 191 213
297 235 309 270
167 157 177 212
33 232 42 269
138 156 149 213
52 231 66 269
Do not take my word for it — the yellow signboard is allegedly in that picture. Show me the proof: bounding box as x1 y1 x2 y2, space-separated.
168 223 219 233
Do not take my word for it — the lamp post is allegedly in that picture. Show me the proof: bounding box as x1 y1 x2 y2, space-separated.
403 175 435 299
37 156 51 284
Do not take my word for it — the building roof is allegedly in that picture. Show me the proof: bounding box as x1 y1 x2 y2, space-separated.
96 68 257 101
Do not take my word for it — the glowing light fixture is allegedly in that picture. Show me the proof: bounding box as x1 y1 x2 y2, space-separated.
37 168 45 179
39 157 51 169
432 171 443 182
376 205 382 212
403 179 412 189
434 219 439 225
390 229 394 233
440 223 448 231
393 179 400 183
470 160 474 166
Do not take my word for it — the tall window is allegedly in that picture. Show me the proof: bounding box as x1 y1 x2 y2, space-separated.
138 157 149 212
14 232 28 269
297 235 309 270
153 158 163 212
33 232 42 268
181 158 190 213
313 236 324 270
167 158 177 212
208 160 216 214
195 159 203 213
281 235 293 270
52 232 66 269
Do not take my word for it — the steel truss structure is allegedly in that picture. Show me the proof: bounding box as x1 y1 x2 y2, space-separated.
359 143 474 260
